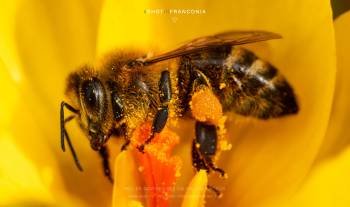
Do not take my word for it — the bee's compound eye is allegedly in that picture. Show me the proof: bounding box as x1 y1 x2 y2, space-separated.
81 78 105 118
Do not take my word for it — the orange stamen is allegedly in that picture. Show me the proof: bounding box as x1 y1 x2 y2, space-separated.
132 123 182 207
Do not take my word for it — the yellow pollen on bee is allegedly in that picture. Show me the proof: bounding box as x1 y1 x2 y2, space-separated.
219 83 226 89
169 117 179 127
190 88 223 126
219 140 232 151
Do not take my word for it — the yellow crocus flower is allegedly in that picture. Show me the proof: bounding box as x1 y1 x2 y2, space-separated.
1 0 346 207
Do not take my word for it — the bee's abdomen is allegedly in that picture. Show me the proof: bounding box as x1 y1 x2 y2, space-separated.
221 47 299 118
179 46 299 119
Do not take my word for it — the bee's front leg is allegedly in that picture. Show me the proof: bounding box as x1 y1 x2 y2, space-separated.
99 145 113 183
120 139 131 151
138 70 171 152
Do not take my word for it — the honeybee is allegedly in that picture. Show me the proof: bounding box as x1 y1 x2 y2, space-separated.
61 31 298 182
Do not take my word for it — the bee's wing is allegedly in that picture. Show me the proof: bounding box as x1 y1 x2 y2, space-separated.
144 30 281 64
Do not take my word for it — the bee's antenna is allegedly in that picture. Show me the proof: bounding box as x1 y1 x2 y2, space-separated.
64 129 83 171
60 102 66 152
60 101 83 171
61 115 75 151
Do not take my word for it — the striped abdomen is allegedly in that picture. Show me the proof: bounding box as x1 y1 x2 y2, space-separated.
177 46 298 119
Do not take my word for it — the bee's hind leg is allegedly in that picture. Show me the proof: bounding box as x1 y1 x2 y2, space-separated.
189 69 226 177
192 122 225 197
138 70 171 152
99 146 113 183
194 121 226 177
191 138 210 173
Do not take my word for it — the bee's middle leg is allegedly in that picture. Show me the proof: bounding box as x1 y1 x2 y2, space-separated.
99 145 113 183
138 70 172 151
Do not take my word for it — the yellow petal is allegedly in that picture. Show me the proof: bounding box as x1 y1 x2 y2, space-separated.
98 0 336 206
317 11 350 161
113 151 143 207
266 147 350 207
181 170 208 207
98 0 152 53
0 133 54 205
263 10 350 207
0 1 22 84
0 0 103 107
0 58 19 127
0 58 84 206
0 59 54 204
0 1 116 206
128 200 144 207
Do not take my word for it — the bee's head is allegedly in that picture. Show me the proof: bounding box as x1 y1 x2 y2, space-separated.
65 65 116 151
